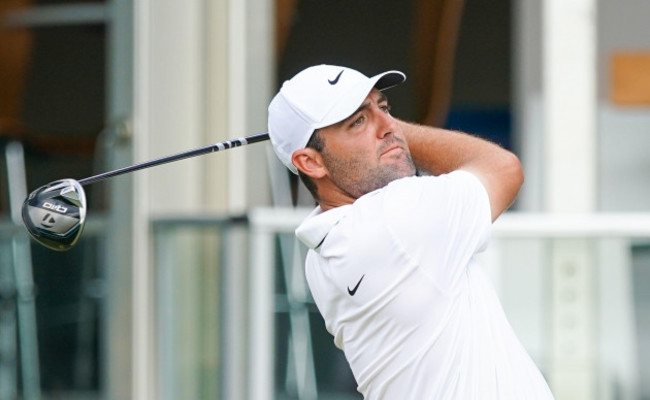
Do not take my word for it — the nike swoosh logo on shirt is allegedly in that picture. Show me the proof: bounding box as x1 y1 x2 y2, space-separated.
328 70 344 85
347 274 365 296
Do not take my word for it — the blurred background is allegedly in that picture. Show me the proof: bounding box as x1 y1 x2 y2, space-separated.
0 0 649 399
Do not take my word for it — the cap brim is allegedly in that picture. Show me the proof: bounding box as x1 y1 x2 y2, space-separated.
315 70 406 130
375 70 406 91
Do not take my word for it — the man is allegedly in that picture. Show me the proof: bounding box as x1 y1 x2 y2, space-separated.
268 64 554 399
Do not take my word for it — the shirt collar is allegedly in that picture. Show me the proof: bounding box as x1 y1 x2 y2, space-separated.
295 204 351 250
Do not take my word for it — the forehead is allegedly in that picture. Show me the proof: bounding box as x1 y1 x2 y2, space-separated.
326 89 388 127
365 88 386 102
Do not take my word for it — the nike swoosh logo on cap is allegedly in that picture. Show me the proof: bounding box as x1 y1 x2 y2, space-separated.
328 70 344 85
347 274 365 296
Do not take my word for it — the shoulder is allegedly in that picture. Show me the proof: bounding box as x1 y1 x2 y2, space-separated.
380 171 491 237
382 170 486 204
385 170 483 189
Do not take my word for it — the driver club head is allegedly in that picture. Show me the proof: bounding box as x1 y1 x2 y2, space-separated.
21 179 87 251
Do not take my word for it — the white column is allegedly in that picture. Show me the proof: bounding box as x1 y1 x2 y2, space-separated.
543 0 597 212
132 0 153 398
133 0 206 399
249 225 275 400
597 239 639 399
543 0 597 399
203 0 231 211
145 0 204 214
133 0 275 399
226 0 248 213
203 0 273 213
243 0 274 209
106 0 135 398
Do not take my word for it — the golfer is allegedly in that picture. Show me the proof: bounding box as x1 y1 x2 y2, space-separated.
268 64 554 399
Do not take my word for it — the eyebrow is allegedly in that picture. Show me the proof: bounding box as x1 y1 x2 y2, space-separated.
341 93 389 126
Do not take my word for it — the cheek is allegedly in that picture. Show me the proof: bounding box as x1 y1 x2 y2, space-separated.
334 136 377 160
323 145 375 177
342 147 377 169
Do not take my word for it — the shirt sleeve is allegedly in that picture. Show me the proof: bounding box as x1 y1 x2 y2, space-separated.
384 170 492 293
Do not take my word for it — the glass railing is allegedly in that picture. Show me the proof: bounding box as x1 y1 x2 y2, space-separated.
0 215 107 400
4 211 650 400
152 210 650 400
152 215 250 400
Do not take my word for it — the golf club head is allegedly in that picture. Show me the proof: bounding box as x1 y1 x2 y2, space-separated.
21 179 87 251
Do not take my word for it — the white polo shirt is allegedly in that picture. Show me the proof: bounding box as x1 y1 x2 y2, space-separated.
296 170 554 399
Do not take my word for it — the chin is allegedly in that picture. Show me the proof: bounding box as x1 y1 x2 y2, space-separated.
377 164 415 187
391 159 417 178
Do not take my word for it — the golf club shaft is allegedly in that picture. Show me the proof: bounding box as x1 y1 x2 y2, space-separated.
78 132 270 186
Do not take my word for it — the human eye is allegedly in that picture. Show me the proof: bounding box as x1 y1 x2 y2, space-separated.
350 114 366 127
380 103 392 114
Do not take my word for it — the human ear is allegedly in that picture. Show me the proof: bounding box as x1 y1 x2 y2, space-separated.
292 149 327 179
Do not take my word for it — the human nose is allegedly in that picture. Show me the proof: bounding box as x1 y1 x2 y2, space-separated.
375 106 397 139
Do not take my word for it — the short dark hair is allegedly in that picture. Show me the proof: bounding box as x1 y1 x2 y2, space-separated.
298 129 324 201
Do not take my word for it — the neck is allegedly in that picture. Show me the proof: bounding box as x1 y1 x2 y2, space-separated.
315 178 356 211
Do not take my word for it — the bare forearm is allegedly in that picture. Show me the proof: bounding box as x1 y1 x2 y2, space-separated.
399 120 524 220
399 120 507 175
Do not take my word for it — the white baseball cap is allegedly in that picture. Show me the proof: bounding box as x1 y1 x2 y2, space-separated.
268 64 406 174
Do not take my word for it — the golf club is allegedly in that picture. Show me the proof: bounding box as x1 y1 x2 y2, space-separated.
22 132 270 251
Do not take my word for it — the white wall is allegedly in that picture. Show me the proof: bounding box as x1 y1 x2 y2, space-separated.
596 0 650 211
516 0 650 212
514 1 649 398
